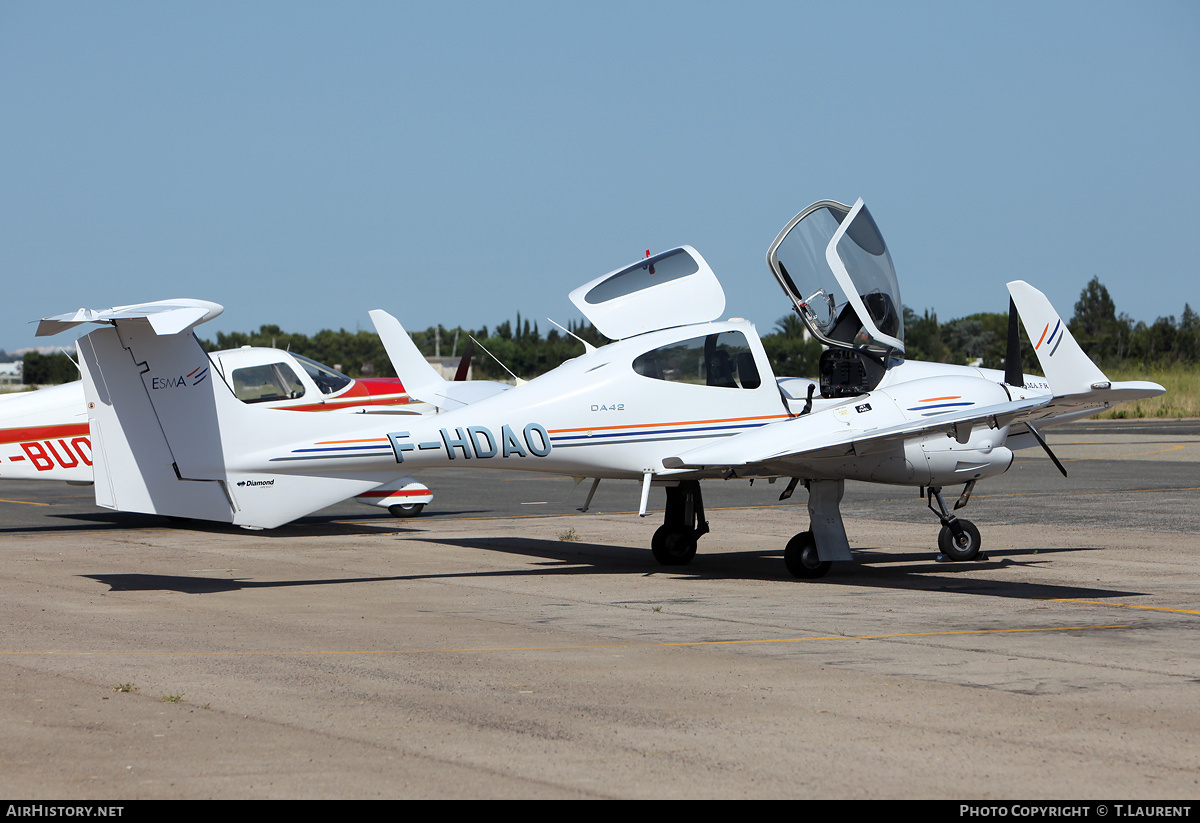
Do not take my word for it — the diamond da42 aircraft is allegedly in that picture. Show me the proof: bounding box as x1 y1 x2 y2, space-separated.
35 199 1164 578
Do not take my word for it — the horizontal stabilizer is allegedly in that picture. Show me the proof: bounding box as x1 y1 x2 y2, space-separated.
37 299 224 338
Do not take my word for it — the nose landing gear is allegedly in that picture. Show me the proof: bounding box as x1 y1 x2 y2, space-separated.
925 483 982 562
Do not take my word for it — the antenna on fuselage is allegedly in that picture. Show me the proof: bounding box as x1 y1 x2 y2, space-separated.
546 318 597 354
58 347 81 375
468 335 527 386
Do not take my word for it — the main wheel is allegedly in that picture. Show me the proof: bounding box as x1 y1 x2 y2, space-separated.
784 531 831 579
651 525 697 566
937 519 981 561
388 503 425 518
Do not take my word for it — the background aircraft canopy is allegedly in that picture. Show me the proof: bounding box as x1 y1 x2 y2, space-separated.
568 245 726 340
767 199 904 354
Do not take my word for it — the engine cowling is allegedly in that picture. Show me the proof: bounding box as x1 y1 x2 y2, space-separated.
880 375 1015 486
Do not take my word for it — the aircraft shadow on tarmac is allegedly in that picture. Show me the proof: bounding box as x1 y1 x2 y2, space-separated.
12 509 460 537
426 536 1141 601
81 537 1141 602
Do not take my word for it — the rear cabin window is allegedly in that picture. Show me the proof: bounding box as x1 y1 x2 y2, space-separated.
632 331 761 389
584 248 700 304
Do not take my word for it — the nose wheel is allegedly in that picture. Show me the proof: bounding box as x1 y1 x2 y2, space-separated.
937 519 981 561
926 485 982 562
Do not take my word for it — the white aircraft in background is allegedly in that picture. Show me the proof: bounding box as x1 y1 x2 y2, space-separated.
0 339 433 516
33 200 1164 577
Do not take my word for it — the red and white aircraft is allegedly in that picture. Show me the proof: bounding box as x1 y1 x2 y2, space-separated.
0 340 433 516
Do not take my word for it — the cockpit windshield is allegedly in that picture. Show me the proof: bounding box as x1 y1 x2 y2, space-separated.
767 199 904 354
293 354 353 396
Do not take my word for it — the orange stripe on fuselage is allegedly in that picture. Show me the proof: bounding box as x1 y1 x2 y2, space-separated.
548 413 790 435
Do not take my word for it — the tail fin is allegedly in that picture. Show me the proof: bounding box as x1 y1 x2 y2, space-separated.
45 301 390 528
1006 281 1107 395
1006 280 1165 417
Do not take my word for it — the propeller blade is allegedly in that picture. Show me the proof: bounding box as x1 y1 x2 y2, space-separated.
453 338 474 382
1005 296 1024 387
1026 422 1068 477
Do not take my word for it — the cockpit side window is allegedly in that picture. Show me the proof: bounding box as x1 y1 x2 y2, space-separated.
293 354 352 396
632 331 761 389
231 363 306 404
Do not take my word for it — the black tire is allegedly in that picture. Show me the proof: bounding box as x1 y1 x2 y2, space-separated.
388 503 425 518
937 519 981 561
651 525 697 566
784 531 831 579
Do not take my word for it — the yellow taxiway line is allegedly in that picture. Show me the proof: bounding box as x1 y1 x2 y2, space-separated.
0 623 1135 657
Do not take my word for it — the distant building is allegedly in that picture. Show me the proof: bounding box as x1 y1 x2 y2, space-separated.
426 357 473 381
0 360 23 388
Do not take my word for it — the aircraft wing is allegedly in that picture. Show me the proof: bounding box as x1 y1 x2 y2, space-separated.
662 395 1051 473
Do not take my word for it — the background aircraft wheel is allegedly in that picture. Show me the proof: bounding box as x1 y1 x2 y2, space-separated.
651 525 697 566
937 519 981 561
388 503 425 518
784 531 831 579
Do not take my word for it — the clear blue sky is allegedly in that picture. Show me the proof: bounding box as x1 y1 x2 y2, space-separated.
2 1 1197 355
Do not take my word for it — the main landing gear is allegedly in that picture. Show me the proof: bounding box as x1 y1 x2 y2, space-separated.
783 531 828 579
647 478 852 579
925 482 982 562
781 479 852 579
651 480 710 566
647 478 985 578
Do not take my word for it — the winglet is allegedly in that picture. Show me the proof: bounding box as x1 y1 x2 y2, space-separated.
1006 281 1107 396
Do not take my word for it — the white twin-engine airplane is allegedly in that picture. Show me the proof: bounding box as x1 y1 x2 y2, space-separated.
35 199 1163 578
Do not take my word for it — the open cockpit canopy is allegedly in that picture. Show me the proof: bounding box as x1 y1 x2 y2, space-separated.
767 199 903 354
568 245 726 340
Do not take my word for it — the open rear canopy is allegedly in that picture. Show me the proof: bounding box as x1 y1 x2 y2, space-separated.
568 246 726 340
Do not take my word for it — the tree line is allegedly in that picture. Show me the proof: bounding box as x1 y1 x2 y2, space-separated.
904 277 1197 370
14 277 1196 386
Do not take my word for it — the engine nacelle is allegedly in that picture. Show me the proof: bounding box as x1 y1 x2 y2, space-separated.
881 374 1016 486
913 440 1014 486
